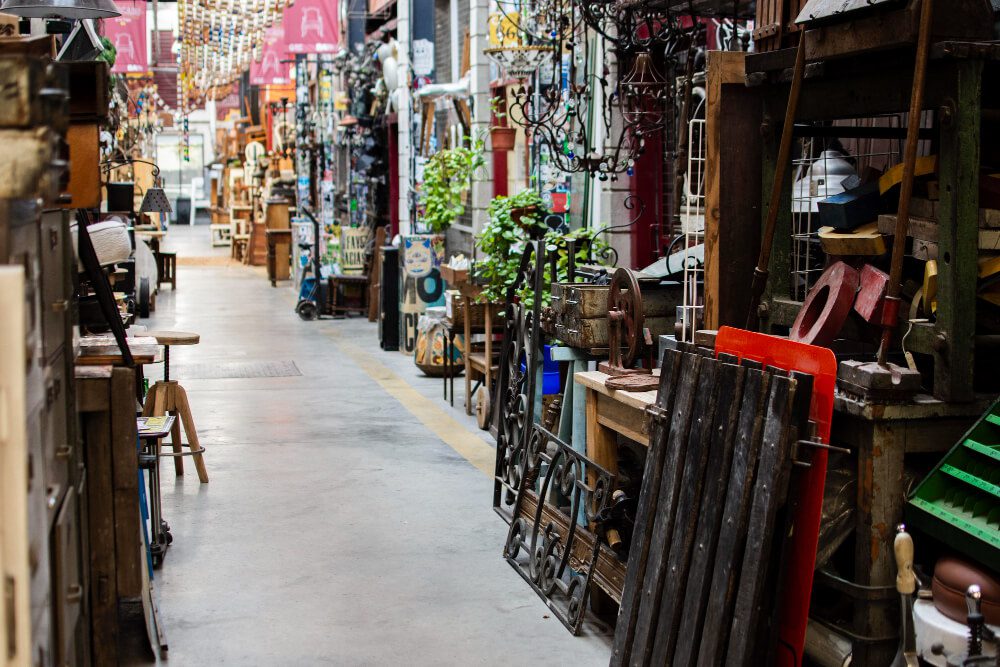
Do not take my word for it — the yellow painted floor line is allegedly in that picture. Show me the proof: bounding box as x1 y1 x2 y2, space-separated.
331 334 496 478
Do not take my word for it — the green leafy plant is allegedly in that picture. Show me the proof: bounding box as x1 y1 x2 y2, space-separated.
475 188 609 308
420 135 486 233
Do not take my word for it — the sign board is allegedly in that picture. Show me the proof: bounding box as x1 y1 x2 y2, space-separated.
284 0 339 54
103 0 147 74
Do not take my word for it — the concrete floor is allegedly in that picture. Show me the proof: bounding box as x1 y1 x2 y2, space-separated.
133 225 612 665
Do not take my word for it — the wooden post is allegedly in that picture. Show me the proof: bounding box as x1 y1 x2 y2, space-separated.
934 59 981 402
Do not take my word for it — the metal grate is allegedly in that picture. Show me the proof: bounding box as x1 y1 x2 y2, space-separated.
170 361 302 379
679 116 707 342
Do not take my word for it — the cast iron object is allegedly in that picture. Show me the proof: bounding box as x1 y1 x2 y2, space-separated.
790 261 860 347
600 268 654 385
606 373 659 392
503 424 615 635
837 359 921 402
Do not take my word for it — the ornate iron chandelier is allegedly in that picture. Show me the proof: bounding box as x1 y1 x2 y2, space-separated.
485 0 686 180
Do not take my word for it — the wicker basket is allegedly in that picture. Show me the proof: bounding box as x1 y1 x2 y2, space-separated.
449 295 489 328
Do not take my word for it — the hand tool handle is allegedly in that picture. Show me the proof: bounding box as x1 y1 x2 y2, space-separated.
895 525 916 596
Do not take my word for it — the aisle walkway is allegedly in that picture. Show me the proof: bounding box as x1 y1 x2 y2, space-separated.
138 226 611 665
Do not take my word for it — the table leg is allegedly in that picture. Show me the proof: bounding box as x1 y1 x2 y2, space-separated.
464 310 473 414
443 335 449 401
449 332 455 407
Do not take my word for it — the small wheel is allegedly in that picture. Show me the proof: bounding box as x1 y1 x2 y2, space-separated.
476 387 491 430
138 278 151 318
296 300 318 321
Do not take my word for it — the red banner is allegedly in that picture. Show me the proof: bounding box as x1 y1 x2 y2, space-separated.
283 0 339 54
250 24 290 85
103 0 147 74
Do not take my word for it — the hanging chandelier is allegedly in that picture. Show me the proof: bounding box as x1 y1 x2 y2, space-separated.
486 0 684 180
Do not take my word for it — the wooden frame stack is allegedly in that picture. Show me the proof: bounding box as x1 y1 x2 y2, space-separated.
611 346 812 666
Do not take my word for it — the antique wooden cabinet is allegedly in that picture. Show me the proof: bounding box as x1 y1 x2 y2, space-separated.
0 203 88 666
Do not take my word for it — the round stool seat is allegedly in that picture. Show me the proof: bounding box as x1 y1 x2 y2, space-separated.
146 331 200 346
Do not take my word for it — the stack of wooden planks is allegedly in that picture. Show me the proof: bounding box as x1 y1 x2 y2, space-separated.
610 345 813 667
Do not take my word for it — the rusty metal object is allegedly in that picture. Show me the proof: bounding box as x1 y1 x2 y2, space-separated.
790 261 860 347
606 374 660 392
836 359 922 403
600 268 654 382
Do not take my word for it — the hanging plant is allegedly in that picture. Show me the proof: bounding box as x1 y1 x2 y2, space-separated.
420 135 486 233
476 189 608 308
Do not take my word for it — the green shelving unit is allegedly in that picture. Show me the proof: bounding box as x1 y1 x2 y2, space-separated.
905 399 1000 569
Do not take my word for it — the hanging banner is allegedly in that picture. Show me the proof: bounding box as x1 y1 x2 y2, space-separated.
103 0 147 74
250 24 290 85
283 0 339 54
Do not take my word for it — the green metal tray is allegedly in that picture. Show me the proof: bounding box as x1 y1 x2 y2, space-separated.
905 400 1000 569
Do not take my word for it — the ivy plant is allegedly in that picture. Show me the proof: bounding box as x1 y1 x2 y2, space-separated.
475 188 609 309
420 134 486 233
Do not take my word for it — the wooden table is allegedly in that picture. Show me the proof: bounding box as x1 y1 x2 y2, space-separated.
266 228 292 286
77 335 158 366
575 369 658 462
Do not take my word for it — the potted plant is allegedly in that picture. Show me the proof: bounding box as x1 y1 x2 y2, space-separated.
475 189 608 308
489 95 517 152
420 134 485 233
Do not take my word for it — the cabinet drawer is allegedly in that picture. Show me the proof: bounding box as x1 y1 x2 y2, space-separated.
52 486 82 667
40 356 70 517
38 210 69 363
25 408 53 665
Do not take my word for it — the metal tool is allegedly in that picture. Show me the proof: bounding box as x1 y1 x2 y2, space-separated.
893 524 919 667
877 0 935 366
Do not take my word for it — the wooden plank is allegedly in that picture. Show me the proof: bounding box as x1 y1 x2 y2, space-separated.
609 349 683 667
629 352 703 665
83 394 118 665
726 374 798 665
648 358 723 664
695 366 772 667
110 367 141 599
672 362 748 667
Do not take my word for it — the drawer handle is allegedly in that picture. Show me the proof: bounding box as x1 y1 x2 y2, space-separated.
66 584 82 604
51 299 69 313
55 445 72 460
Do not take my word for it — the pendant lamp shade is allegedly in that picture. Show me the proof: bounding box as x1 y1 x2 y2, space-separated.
140 187 172 214
0 0 120 19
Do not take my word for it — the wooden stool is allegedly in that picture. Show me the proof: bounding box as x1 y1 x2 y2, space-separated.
156 251 177 290
142 331 208 483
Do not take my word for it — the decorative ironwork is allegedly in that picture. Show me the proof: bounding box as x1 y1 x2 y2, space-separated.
503 424 616 634
493 241 546 521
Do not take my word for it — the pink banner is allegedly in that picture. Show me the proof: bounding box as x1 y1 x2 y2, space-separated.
250 24 290 85
283 0 339 54
103 0 147 74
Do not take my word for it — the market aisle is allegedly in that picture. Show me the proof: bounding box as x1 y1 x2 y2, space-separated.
136 226 611 665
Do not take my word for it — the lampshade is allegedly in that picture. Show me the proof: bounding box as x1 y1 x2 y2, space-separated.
0 0 120 18
140 187 172 214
